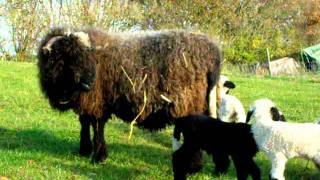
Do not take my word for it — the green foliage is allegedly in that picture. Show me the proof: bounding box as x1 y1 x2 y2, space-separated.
0 0 319 64
0 61 320 179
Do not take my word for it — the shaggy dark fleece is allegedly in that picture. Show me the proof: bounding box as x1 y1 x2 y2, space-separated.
37 28 221 163
172 115 260 180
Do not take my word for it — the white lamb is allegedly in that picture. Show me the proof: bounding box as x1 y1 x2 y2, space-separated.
216 75 246 123
247 98 320 180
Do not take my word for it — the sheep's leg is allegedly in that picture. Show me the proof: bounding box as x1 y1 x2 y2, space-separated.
232 156 250 180
189 150 203 173
92 116 108 163
212 152 230 174
172 145 202 180
247 158 261 180
233 154 261 180
79 114 93 156
269 153 287 180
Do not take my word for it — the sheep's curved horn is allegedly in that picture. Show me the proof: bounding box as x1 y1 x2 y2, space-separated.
42 36 63 53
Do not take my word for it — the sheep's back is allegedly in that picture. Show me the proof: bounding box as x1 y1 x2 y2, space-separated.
82 29 221 121
252 121 320 158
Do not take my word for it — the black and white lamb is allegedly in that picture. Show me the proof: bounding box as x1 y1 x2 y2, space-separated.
246 98 320 180
172 115 260 180
217 75 246 123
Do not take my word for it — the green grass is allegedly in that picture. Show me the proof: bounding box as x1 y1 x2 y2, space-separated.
0 61 319 179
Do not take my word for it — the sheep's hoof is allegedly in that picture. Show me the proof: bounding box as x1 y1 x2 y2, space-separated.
79 146 92 157
91 152 107 164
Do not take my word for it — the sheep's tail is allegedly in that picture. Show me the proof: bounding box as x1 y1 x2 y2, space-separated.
172 121 182 151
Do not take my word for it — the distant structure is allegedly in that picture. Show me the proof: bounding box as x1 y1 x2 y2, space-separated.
255 57 300 76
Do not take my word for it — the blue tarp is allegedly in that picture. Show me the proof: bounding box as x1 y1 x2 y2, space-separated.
302 44 320 72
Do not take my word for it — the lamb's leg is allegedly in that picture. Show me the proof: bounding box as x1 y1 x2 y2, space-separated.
172 146 189 180
232 156 250 180
172 145 202 180
79 114 93 156
247 158 261 180
269 153 287 180
212 152 230 174
189 150 203 174
92 116 109 163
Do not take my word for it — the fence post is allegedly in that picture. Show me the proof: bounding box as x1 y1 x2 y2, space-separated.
266 48 272 76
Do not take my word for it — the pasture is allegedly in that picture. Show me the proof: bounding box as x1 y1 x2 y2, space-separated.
0 61 319 179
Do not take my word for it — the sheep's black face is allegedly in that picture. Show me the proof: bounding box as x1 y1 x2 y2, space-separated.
47 68 80 111
38 30 96 111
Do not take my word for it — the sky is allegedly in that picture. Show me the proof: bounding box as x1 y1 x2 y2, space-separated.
0 12 14 54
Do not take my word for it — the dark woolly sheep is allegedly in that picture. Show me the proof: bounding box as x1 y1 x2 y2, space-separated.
37 28 221 163
172 115 260 180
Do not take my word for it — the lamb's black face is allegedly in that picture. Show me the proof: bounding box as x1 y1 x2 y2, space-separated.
246 106 286 123
270 107 286 122
224 81 236 90
38 30 96 111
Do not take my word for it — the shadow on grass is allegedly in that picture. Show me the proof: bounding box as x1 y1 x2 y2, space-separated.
54 143 171 179
0 126 172 179
0 127 78 156
109 120 173 149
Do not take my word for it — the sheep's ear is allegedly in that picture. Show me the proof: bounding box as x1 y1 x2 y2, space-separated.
278 111 286 122
246 110 254 123
279 114 286 122
270 107 283 121
224 81 236 89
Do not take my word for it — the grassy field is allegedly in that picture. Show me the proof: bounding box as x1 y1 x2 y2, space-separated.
0 61 319 180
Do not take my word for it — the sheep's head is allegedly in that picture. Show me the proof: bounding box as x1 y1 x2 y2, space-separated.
246 99 286 123
37 28 96 111
219 75 236 95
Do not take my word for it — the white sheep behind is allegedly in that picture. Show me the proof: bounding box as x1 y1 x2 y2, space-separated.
219 94 246 123
217 75 246 123
248 99 320 180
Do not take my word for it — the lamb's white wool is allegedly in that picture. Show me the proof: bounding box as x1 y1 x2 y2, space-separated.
209 75 230 118
249 98 276 123
172 137 182 151
249 99 320 180
73 32 91 48
219 75 231 95
219 94 246 123
211 75 246 123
